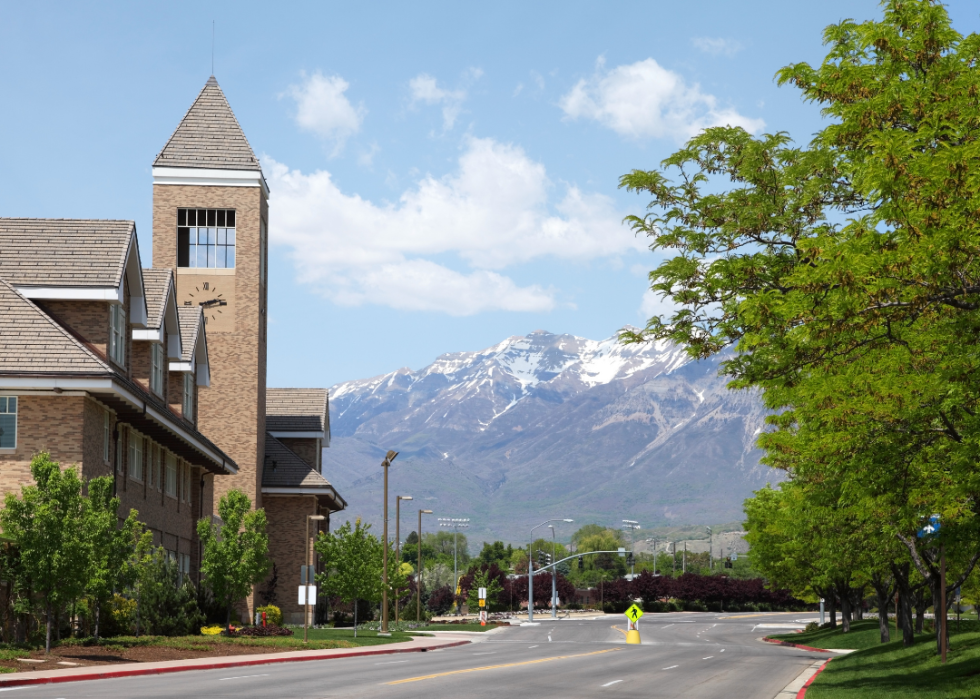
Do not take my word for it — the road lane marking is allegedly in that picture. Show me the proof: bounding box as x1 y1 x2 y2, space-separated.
528 645 538 648
472 652 496 655
219 674 269 681
663 665 679 670
374 660 409 665
660 624 674 629
602 680 623 687
720 649 725 652
386 648 622 685
702 656 714 660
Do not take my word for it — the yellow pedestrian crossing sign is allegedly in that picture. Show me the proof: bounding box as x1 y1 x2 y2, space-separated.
625 604 643 622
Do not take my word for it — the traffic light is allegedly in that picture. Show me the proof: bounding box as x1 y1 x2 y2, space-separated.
537 551 552 567
578 555 584 571
626 552 635 567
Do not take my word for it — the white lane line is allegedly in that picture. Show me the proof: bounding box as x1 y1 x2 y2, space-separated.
702 656 714 660
548 635 552 642
375 660 410 665
720 649 725 652
602 680 623 687
219 674 269 681
663 665 679 670
660 624 674 629
528 645 539 648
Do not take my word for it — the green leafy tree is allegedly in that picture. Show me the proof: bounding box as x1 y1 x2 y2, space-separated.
83 475 150 639
196 490 271 625
466 566 505 613
0 453 89 653
476 541 514 570
137 549 205 636
315 519 382 637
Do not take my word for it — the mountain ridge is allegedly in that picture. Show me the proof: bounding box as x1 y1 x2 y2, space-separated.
324 329 783 544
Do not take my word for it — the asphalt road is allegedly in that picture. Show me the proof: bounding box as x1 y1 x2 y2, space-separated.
3 612 832 698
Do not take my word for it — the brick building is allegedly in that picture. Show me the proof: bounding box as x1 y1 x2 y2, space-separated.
0 77 347 623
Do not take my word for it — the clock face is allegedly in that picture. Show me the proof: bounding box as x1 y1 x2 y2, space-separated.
179 275 236 333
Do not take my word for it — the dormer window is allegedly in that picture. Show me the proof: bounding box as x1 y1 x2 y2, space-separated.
177 208 236 269
109 304 126 366
150 343 165 396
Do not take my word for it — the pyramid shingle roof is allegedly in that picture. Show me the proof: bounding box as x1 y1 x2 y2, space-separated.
176 306 203 362
263 434 341 495
154 77 261 172
266 388 328 433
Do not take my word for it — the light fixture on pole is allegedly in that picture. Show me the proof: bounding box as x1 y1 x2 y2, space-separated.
528 518 573 623
548 525 558 619
417 509 433 623
395 496 413 623
622 520 640 577
303 514 325 644
438 517 470 615
380 450 398 635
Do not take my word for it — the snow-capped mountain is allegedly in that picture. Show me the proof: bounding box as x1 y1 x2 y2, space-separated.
324 330 782 544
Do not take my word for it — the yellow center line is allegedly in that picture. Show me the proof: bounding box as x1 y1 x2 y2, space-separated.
385 647 622 685
611 625 627 636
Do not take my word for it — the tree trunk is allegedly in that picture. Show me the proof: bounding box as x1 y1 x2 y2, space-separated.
892 563 915 647
353 597 358 639
929 576 947 656
828 593 837 629
94 598 101 641
871 578 892 644
226 597 232 628
45 601 52 655
840 587 852 634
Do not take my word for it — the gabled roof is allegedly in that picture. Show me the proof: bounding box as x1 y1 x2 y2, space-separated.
153 76 262 172
266 388 329 434
0 279 110 375
141 269 173 330
175 306 202 363
262 435 346 511
0 218 138 289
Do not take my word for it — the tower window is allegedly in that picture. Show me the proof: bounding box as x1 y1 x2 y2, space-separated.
177 208 236 269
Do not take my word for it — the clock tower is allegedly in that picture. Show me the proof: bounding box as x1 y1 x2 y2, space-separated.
151 76 268 509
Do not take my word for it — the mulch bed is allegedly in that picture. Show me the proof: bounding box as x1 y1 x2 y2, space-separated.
0 640 340 673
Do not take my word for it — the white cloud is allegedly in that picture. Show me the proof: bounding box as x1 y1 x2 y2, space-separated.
559 57 764 141
409 70 482 131
286 72 365 151
692 37 744 56
640 289 680 320
265 137 643 316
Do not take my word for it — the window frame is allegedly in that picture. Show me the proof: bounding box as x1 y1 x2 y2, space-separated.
182 372 194 421
165 453 178 498
150 343 164 396
176 208 237 270
108 303 126 367
127 429 143 482
0 397 17 450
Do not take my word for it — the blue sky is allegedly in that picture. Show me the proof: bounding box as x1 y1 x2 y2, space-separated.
3 1 979 388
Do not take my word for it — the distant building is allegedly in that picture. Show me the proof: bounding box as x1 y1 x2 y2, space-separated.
0 76 346 624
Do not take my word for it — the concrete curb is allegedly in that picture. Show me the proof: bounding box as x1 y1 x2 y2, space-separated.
763 636 833 653
796 659 831 698
772 659 830 699
0 638 472 689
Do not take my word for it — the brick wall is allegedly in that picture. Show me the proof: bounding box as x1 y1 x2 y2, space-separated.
278 438 318 469
262 495 327 625
36 300 110 359
152 184 267 513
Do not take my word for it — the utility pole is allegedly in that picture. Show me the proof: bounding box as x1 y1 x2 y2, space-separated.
528 518 573 622
683 541 687 573
417 509 432 623
394 495 412 622
622 520 639 578
707 527 712 571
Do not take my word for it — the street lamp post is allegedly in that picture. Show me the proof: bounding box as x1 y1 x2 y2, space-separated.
707 527 712 571
380 450 399 636
417 509 433 623
528 518 573 623
622 520 639 578
395 495 413 623
438 518 469 615
304 514 325 643
548 525 558 618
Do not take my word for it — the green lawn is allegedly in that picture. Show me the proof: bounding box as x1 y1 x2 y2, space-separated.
771 620 980 698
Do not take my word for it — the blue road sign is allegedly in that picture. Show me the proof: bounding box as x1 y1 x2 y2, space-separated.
917 514 941 539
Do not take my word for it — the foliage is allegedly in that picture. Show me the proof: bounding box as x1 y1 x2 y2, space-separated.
621 0 980 653
462 564 506 612
315 519 385 635
426 585 454 616
0 453 90 652
475 541 514 570
196 490 271 625
230 624 293 637
201 625 223 635
135 549 205 636
256 605 282 627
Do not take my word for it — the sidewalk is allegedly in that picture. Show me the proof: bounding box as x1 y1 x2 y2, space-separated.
0 634 472 689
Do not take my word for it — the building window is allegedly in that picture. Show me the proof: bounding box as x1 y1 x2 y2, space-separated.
177 208 236 269
259 219 267 287
128 430 143 481
179 553 191 578
165 454 177 497
108 303 126 366
103 411 111 462
147 443 155 489
116 425 123 473
182 373 194 421
0 397 17 449
150 343 164 396
157 450 163 492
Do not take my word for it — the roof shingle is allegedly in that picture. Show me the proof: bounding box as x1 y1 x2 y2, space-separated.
0 219 134 288
176 306 202 362
266 388 328 433
0 278 111 374
141 268 174 331
263 434 337 490
154 77 262 172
